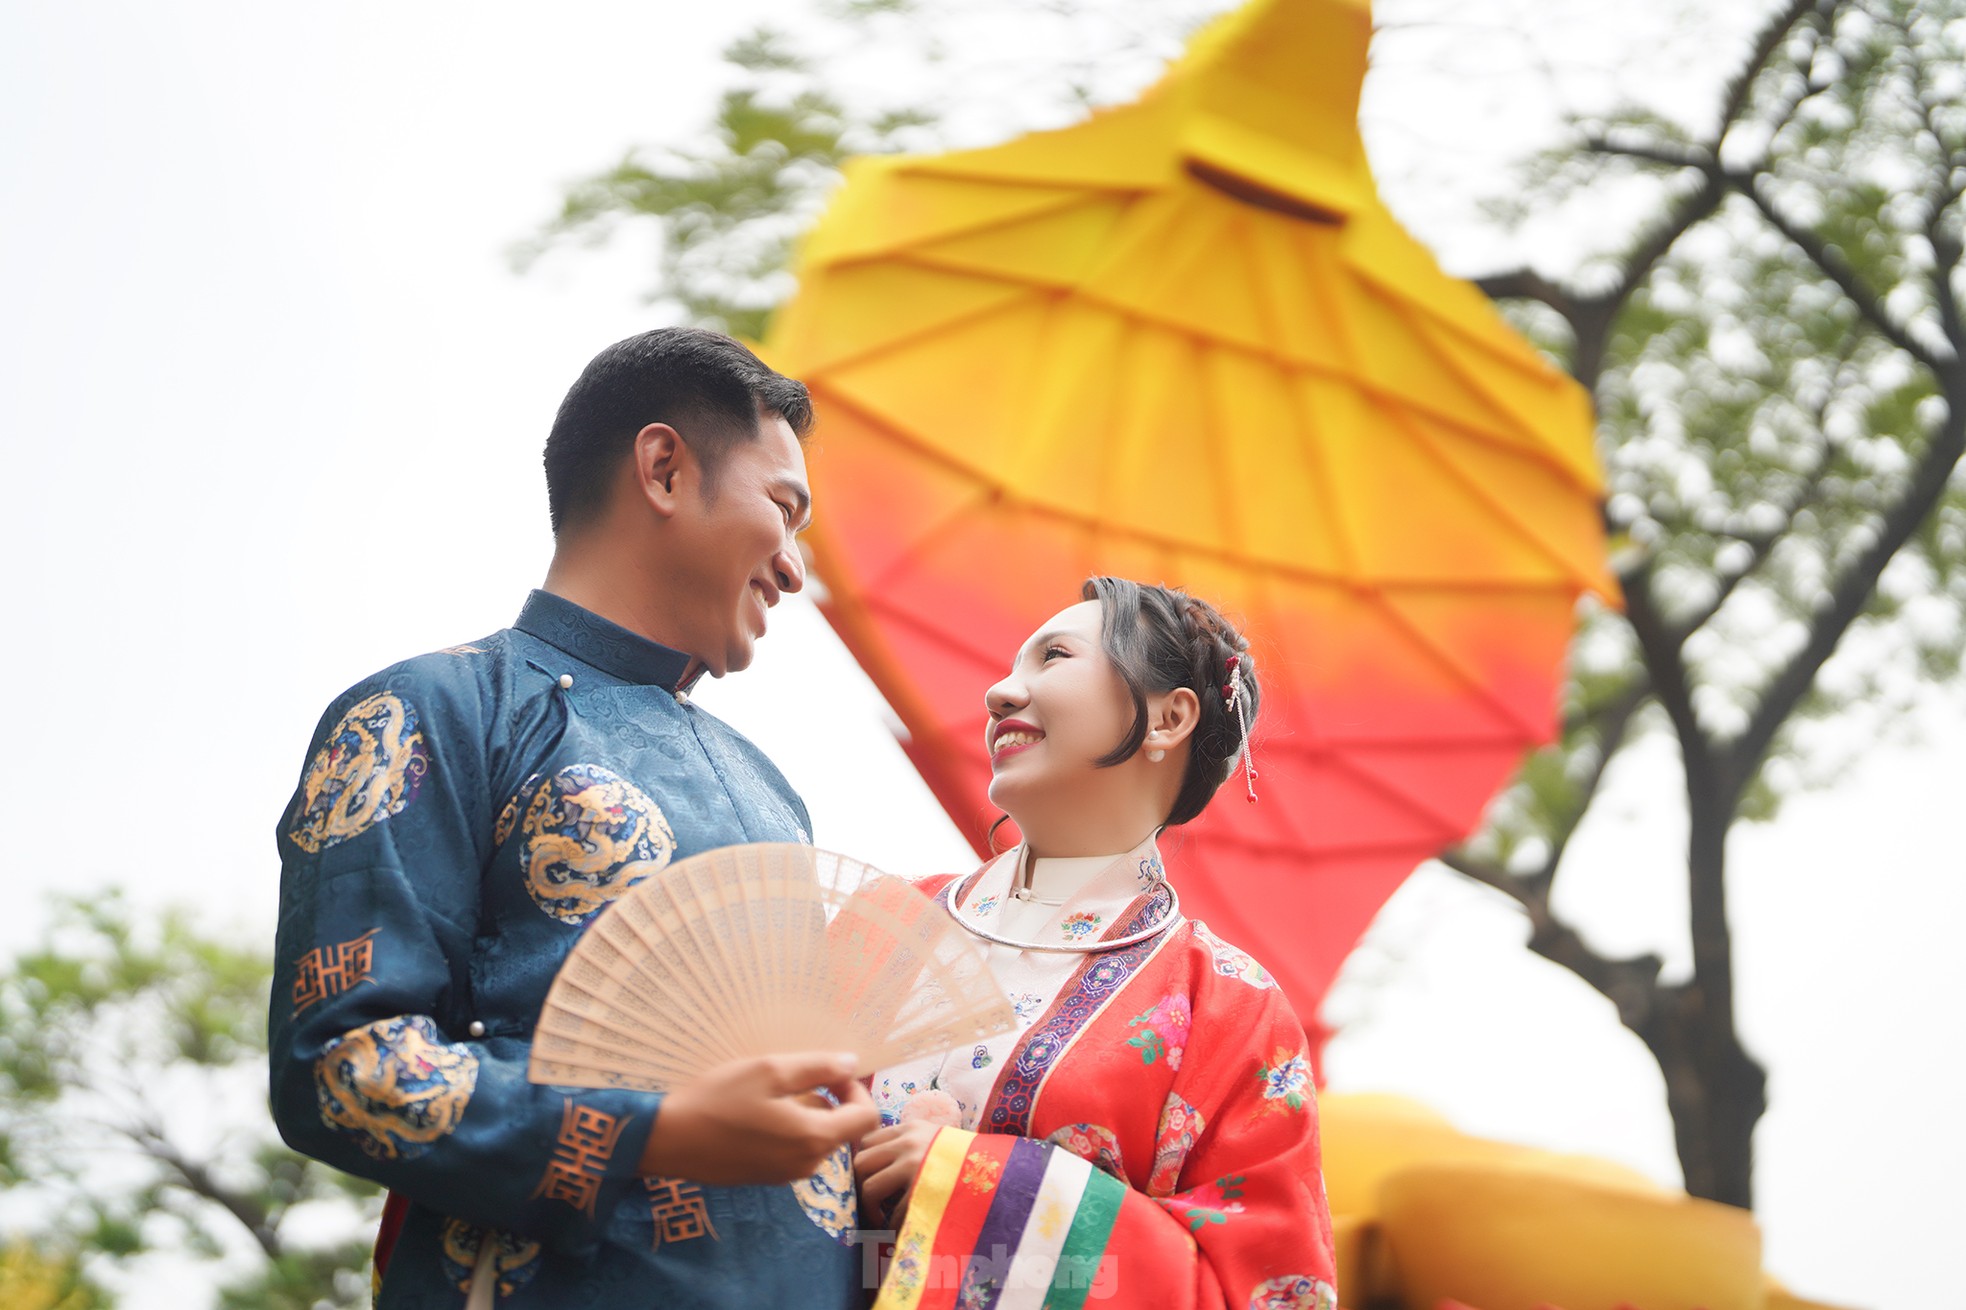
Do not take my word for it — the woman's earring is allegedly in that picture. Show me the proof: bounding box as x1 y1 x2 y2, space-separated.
1147 748 1166 763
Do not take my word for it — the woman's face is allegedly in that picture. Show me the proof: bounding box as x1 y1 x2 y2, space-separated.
982 601 1135 817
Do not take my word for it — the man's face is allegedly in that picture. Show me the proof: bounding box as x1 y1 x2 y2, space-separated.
666 413 811 678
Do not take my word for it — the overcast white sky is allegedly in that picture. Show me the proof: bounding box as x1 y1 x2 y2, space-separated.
2 3 1960 1308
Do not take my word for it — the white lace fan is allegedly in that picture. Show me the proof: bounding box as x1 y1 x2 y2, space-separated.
528 842 1014 1092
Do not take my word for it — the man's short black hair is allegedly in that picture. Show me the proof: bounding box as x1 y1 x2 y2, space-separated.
543 327 814 533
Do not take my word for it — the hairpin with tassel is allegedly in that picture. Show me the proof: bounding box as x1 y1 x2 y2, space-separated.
1224 654 1258 803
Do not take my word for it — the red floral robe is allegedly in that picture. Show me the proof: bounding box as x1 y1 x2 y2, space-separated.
868 841 1336 1310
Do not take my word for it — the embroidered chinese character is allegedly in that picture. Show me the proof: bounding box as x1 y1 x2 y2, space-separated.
645 1176 718 1246
531 1101 627 1218
959 1153 1003 1194
292 929 380 1015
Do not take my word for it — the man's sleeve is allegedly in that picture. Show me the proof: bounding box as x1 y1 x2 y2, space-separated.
267 663 660 1254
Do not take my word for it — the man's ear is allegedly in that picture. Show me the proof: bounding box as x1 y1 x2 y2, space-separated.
1146 687 1202 754
634 422 688 517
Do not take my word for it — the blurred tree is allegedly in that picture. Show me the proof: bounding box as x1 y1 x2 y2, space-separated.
525 0 1966 1211
0 1240 109 1310
0 895 380 1309
1456 0 1966 1208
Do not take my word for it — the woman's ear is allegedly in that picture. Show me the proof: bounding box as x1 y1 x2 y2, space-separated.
635 422 688 516
1145 686 1202 754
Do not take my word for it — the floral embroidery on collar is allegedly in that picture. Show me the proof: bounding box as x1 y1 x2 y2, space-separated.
1060 911 1103 940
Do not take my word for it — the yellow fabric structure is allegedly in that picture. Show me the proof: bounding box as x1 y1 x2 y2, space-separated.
768 0 1613 1040
1318 1095 1850 1310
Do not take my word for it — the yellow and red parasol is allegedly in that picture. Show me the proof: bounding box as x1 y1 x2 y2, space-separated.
767 0 1613 1048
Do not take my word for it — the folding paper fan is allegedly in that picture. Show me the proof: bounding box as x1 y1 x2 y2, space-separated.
527 843 1014 1093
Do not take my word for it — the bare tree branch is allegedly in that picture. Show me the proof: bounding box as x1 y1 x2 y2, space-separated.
1671 403 1847 643
1735 172 1954 370
1472 267 1577 317
1595 0 1843 312
1541 676 1653 886
1433 846 1534 910
1881 6 1966 182
1434 848 1667 1033
1618 559 1718 786
1579 136 1713 172
1905 39 1966 370
1604 173 1729 311
1440 662 1658 1022
126 1122 285 1262
1560 667 1652 736
1481 0 1841 354
1712 0 1835 146
1932 227 1966 372
1728 399 1966 778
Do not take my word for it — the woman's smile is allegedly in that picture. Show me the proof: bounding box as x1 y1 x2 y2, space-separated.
989 718 1045 767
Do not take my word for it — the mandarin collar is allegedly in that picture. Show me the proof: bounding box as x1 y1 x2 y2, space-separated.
961 834 1166 916
514 590 698 692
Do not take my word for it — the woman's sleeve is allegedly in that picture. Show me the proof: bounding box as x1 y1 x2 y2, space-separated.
870 967 1336 1310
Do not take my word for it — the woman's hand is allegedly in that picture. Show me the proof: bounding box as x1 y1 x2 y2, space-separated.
854 1120 941 1227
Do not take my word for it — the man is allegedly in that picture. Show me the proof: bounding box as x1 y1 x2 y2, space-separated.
270 328 878 1307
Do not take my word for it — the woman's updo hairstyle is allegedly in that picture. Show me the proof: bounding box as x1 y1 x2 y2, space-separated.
1081 576 1259 827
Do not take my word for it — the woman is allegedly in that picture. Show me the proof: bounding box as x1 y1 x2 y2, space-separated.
854 578 1337 1310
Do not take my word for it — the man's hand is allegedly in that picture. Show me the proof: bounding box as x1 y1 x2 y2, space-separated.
639 1052 879 1185
853 1120 941 1226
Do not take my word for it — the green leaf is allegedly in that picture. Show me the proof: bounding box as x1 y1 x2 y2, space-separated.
723 26 808 74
